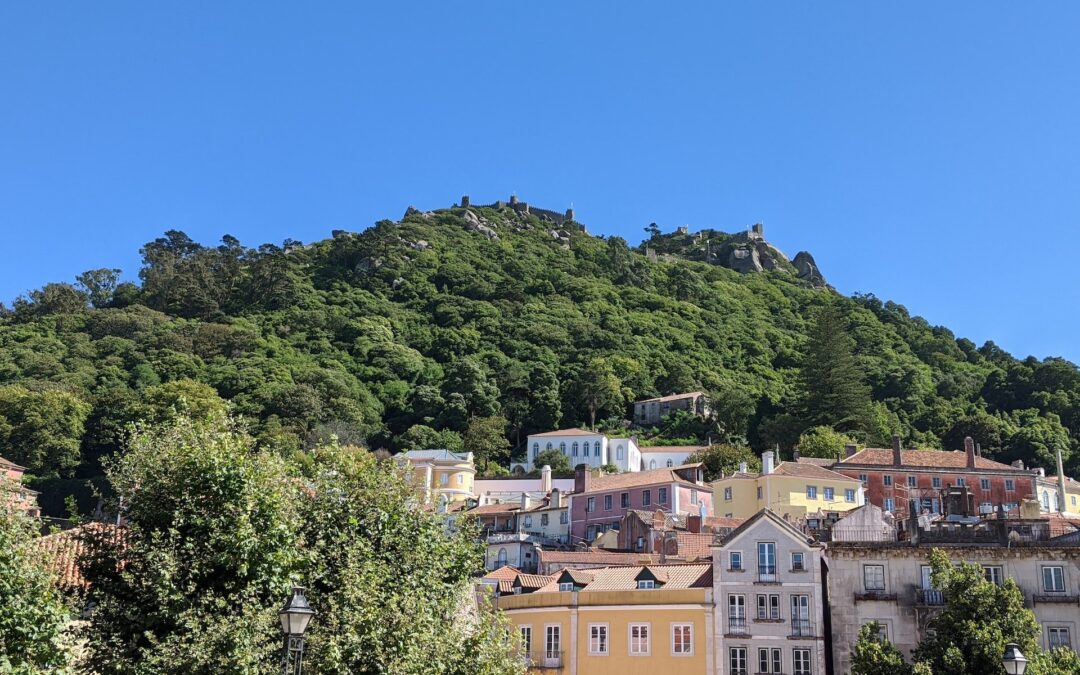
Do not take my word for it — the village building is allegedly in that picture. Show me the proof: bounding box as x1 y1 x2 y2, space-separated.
395 448 476 508
712 451 865 523
519 429 643 474
1033 448 1080 518
713 509 828 675
613 509 741 560
639 445 706 471
495 563 715 673
474 464 575 504
568 464 712 545
831 436 1038 517
633 391 710 426
1 455 40 518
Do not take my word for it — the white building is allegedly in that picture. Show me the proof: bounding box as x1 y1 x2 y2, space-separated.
640 445 706 471
713 509 827 675
519 428 644 473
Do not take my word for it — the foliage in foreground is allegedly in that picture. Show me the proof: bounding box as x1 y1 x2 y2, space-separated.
79 415 523 675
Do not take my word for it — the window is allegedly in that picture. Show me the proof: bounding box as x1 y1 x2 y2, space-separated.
806 486 818 499
758 647 782 673
595 442 601 457
496 548 508 567
649 460 657 469
730 551 743 571
560 511 568 524
545 625 560 659
859 473 868 483
933 476 942 488
559 582 574 592
621 492 630 508
546 442 553 451
572 442 579 457
757 486 763 499
794 648 812 675
757 593 780 619
532 442 539 457
1005 479 1015 491
628 623 650 656
792 552 806 571
523 516 532 528
604 495 612 511
884 497 895 511
791 595 810 636
658 487 668 503
864 565 885 591
908 475 917 487
587 497 596 512
758 542 776 579
671 624 693 655
980 501 992 513
559 442 566 455
866 622 889 641
666 459 674 467
1043 566 1066 592
729 647 747 675
440 473 449 485
1049 627 1072 650
883 475 893 487
982 566 1003 585
519 625 532 654
690 490 699 505
637 580 655 589
724 487 733 501
616 445 625 460
588 624 608 655
729 593 746 618
981 478 990 490
1074 496 1078 506
642 489 651 506
956 477 966 487
824 487 834 501
845 489 856 502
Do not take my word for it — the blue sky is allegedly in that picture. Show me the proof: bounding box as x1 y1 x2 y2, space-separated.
1 3 1078 361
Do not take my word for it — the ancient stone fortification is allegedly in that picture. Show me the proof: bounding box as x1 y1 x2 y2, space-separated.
459 194 575 226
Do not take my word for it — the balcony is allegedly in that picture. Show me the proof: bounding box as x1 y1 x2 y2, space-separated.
855 590 898 603
790 619 814 638
524 651 564 669
914 589 944 606
1033 590 1079 604
757 565 778 584
727 616 749 636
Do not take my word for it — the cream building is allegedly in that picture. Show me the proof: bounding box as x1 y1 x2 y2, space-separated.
396 448 475 507
519 429 642 473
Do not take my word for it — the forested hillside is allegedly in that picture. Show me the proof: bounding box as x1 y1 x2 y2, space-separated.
1 202 1077 513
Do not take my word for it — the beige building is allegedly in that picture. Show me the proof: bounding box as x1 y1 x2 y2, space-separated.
714 509 827 675
396 448 475 507
826 523 1080 675
634 392 709 426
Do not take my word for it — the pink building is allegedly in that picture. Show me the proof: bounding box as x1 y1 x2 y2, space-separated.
567 463 712 544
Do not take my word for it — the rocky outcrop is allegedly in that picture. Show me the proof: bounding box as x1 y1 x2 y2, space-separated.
793 251 826 287
462 209 498 240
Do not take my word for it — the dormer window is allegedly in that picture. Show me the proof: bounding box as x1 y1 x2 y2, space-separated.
637 580 655 589
559 582 574 592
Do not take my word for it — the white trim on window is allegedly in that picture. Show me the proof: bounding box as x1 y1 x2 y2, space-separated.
587 623 609 656
670 623 693 656
628 622 651 656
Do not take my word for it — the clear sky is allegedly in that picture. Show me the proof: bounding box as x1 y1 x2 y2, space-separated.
1 3 1078 362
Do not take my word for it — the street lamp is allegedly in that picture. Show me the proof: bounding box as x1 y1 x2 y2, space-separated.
279 586 316 675
1002 643 1028 675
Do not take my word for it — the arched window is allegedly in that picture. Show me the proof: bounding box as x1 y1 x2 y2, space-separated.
496 548 508 567
532 442 539 457
559 442 567 455
666 459 674 468
595 442 602 457
616 444 624 460
572 442 579 457
546 442 553 451
649 460 657 469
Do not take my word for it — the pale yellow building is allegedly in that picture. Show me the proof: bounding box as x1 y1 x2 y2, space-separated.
396 449 475 507
712 451 864 522
496 564 714 674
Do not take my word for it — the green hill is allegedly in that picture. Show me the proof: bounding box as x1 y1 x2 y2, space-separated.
1 199 1077 513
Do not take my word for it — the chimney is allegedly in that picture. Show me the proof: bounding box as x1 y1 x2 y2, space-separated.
574 464 591 494
541 464 552 493
845 444 858 458
1011 459 1026 470
976 442 982 458
520 494 532 510
550 488 561 509
763 451 775 475
793 449 801 462
1056 447 1068 513
1037 468 1046 478
964 437 976 469
892 435 903 466
739 461 748 474
687 514 702 534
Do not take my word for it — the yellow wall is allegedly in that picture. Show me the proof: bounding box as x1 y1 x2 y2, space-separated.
407 461 475 504
1036 480 1080 515
713 475 862 520
499 589 711 675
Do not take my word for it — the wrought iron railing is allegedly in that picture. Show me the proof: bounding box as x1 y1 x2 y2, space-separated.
727 616 749 635
758 565 778 583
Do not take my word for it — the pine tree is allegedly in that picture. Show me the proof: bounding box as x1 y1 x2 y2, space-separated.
800 303 873 435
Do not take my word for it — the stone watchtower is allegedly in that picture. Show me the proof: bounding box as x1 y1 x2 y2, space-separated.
461 195 470 208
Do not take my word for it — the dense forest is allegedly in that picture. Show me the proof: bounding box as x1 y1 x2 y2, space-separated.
1 203 1077 515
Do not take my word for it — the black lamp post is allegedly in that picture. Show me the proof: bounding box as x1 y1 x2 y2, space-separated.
279 586 315 675
1002 643 1028 675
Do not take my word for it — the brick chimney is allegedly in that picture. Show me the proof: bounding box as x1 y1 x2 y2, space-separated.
844 444 858 458
964 437 976 469
574 464 591 493
687 514 702 533
892 435 903 466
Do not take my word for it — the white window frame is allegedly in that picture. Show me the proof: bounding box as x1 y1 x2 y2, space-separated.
793 647 813 675
440 473 449 485
729 647 747 674
519 624 532 654
588 623 609 655
845 488 856 502
544 623 561 659
982 565 1004 585
792 551 806 571
587 497 595 512
1048 626 1072 650
1043 566 1066 592
823 487 834 501
806 485 817 499
637 579 655 589
758 647 782 673
981 478 990 490
864 564 886 591
729 551 743 570
1005 479 1015 491
724 486 733 501
884 497 895 512
907 475 917 487
558 582 574 592
691 489 699 505
628 623 650 656
671 623 693 656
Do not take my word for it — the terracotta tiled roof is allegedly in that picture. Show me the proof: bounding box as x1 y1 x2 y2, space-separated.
0 455 25 472
498 580 513 594
36 523 125 592
539 550 662 567
635 392 705 404
560 569 595 585
841 448 1029 472
795 456 837 467
515 574 554 590
639 445 707 454
675 532 718 558
483 565 521 581
464 503 521 515
773 462 863 482
582 465 705 494
530 428 596 437
538 563 712 592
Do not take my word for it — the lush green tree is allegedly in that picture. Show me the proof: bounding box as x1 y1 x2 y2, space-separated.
796 426 856 459
533 448 572 475
0 385 91 476
140 378 229 423
0 504 72 673
800 303 874 434
75 268 123 309
687 444 760 482
396 424 464 453
464 415 510 473
572 357 623 429
851 622 914 675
